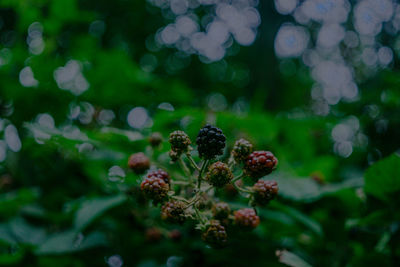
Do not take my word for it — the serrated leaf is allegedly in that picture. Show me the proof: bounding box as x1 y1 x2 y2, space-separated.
364 153 400 202
74 194 127 231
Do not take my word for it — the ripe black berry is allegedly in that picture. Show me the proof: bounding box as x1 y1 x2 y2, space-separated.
206 161 233 187
232 138 253 163
234 208 260 230
252 180 278 206
196 124 226 159
141 176 169 203
169 130 191 154
146 169 170 184
244 151 278 179
212 202 231 220
161 200 186 224
202 220 228 247
128 152 150 174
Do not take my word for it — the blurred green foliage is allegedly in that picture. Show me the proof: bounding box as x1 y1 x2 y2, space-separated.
0 0 399 266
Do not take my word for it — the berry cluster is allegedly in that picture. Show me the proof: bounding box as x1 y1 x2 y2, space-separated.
129 124 279 247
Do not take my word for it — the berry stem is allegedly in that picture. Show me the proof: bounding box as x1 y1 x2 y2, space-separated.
186 152 201 171
197 160 209 190
171 195 191 203
172 181 190 186
228 154 235 168
232 173 244 183
232 182 252 194
194 206 206 224
178 158 192 178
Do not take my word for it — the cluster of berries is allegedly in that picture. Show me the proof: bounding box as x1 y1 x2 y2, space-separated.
129 124 279 247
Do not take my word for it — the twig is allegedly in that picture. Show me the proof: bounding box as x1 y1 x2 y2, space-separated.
194 206 206 224
171 195 190 203
178 158 191 178
232 173 244 183
186 153 201 171
197 160 209 190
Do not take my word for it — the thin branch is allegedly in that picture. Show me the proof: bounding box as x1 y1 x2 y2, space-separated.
185 153 201 171
194 206 206 224
232 172 244 183
227 154 235 168
178 157 191 178
197 160 209 190
171 195 190 203
232 180 252 194
172 181 190 186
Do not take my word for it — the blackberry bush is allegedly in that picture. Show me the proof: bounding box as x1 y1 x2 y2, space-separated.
131 124 280 247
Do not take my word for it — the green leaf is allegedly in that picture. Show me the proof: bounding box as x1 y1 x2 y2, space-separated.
271 202 323 237
9 217 46 245
0 246 25 265
276 250 312 267
74 194 127 231
0 223 17 245
364 153 400 202
273 172 363 202
36 230 107 255
0 188 40 217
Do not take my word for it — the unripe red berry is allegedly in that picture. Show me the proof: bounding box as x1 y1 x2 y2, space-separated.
234 208 260 230
252 180 278 205
244 151 278 179
168 229 182 242
212 202 231 220
146 169 170 184
145 227 162 242
161 200 186 224
202 220 228 247
231 138 253 163
141 176 169 203
128 152 150 174
206 161 233 187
